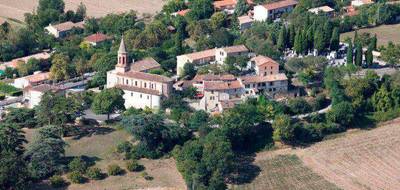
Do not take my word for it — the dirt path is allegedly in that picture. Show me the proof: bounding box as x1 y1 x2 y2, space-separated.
0 0 166 21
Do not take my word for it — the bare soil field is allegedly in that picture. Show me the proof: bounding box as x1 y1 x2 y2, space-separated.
0 0 166 22
340 24 400 47
299 118 400 190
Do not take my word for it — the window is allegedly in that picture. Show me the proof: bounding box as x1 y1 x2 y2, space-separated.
135 81 138 86
140 94 142 98
131 92 133 96
270 82 273 86
211 90 214 94
144 83 147 88
126 79 128 85
147 95 150 99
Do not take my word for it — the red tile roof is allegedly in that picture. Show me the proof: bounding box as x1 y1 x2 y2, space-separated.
251 55 279 67
193 74 236 82
214 0 237 9
204 80 243 90
263 0 298 10
222 45 249 54
130 57 161 72
240 73 288 84
23 72 50 83
183 49 216 61
174 9 190 16
84 33 111 43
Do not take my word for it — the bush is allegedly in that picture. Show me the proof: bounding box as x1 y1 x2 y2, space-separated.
68 171 86 184
126 160 145 172
0 94 5 100
86 167 103 180
69 157 88 173
49 175 66 188
140 172 153 181
288 98 312 115
107 164 124 176
9 90 22 96
116 141 134 154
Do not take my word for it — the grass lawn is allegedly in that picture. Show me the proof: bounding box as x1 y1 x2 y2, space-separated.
25 126 186 190
340 23 400 47
232 155 340 190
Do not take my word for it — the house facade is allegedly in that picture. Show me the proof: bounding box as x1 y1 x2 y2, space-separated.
107 38 173 109
13 71 50 89
45 21 84 38
254 0 298 21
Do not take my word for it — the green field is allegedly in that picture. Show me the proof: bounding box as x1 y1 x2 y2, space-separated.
340 23 400 47
233 155 340 190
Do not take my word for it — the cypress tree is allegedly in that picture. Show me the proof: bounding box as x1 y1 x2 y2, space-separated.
330 27 340 51
346 41 353 65
355 43 363 66
323 21 333 48
288 24 295 48
306 27 314 53
294 30 302 55
371 34 377 50
314 27 325 54
353 30 358 45
277 26 286 51
301 30 308 55
365 46 373 67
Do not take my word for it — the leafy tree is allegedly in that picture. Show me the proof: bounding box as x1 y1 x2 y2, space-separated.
50 54 76 81
0 150 30 189
186 0 214 20
294 29 303 55
381 41 400 67
365 46 373 67
25 125 66 179
371 34 377 50
327 101 354 127
36 92 83 126
272 114 296 144
182 62 196 79
288 98 312 114
371 86 394 112
74 2 86 22
91 88 125 120
3 107 36 128
187 110 209 130
210 12 227 30
314 27 325 54
234 0 249 16
69 157 88 174
330 27 340 51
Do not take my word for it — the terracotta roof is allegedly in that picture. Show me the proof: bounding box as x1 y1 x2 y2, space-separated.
130 57 161 72
182 49 216 61
238 15 254 24
0 18 6 25
214 0 237 9
50 21 84 32
240 73 288 84
28 84 60 93
193 74 236 82
0 52 51 70
222 45 249 54
115 84 161 96
219 98 242 109
118 71 173 83
84 33 111 43
251 55 279 67
174 9 190 16
308 6 334 13
23 72 50 83
262 0 298 10
204 80 243 90
344 6 358 16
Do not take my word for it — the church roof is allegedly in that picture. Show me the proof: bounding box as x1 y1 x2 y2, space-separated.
118 37 127 53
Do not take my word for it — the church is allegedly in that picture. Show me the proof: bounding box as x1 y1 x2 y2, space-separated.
106 37 174 109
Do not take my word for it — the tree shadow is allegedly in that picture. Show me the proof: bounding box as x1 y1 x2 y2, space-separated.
228 154 261 185
67 125 116 140
28 181 69 190
63 155 102 167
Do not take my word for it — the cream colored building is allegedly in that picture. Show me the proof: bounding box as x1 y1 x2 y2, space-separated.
23 84 63 108
13 71 50 89
107 38 173 109
45 21 84 38
250 55 280 76
199 80 245 112
254 0 298 21
176 45 249 76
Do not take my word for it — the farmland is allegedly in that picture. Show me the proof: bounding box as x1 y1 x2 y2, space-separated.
233 118 400 190
340 23 400 47
0 0 166 22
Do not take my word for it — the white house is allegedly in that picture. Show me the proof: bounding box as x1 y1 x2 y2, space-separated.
176 45 249 76
13 71 50 89
351 0 373 7
254 0 298 21
308 6 334 17
107 38 174 109
23 84 62 108
238 15 254 31
45 21 84 38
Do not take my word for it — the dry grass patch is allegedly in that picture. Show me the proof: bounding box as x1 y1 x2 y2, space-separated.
340 24 400 47
233 155 339 190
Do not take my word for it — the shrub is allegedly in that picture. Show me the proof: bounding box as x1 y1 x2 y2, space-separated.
107 164 124 176
0 94 5 100
116 141 133 154
288 98 312 115
86 167 103 180
68 171 86 184
69 157 88 173
140 172 153 181
126 160 145 172
49 175 66 188
9 90 22 96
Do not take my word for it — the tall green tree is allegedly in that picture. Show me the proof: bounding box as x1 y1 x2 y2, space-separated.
234 0 249 16
314 28 325 54
294 30 303 55
277 26 287 51
346 40 354 65
91 88 125 120
365 46 373 67
50 54 76 81
330 27 340 51
355 43 363 66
